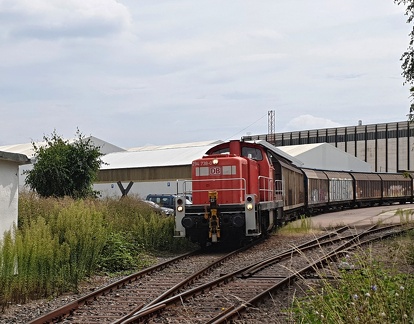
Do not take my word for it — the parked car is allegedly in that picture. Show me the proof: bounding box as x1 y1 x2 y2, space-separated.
146 194 192 210
146 194 176 209
143 200 174 216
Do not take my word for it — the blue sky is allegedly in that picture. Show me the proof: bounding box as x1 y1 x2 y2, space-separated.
0 0 411 148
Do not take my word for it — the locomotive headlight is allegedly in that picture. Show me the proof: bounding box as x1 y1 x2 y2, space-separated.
246 203 253 210
212 158 219 165
174 195 186 238
175 197 184 213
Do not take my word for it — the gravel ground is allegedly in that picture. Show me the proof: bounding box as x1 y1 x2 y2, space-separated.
1 231 412 324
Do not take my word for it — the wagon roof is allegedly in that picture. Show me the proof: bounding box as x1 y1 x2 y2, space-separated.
301 168 328 180
351 173 381 181
378 173 412 181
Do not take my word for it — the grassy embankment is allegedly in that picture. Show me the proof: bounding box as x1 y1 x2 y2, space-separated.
0 193 195 311
278 211 414 323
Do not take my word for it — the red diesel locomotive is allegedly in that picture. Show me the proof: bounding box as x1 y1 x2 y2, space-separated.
174 139 413 247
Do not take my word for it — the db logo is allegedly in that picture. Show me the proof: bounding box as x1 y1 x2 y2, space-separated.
209 167 221 175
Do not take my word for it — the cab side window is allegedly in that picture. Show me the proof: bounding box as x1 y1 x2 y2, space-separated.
211 148 230 155
242 147 263 160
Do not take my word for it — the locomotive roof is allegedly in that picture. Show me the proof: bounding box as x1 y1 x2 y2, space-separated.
248 140 304 167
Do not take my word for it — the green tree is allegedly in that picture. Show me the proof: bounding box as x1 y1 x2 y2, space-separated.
25 130 104 198
395 1 414 85
395 1 414 121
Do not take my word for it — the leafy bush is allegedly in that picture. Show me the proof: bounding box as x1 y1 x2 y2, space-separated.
24 130 103 199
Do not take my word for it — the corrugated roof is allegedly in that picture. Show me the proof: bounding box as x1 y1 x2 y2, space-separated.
0 143 36 158
101 140 223 169
0 136 125 158
127 140 223 152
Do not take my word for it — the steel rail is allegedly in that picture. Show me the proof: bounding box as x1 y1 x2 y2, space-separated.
27 250 197 324
121 224 410 323
117 226 365 323
207 224 414 323
29 237 266 324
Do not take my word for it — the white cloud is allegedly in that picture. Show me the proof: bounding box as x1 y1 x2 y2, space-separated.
0 0 132 40
0 0 410 148
284 115 344 132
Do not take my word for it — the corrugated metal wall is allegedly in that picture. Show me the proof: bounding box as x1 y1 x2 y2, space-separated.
243 121 414 173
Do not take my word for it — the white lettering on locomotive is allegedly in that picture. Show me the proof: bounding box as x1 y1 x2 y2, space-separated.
209 167 221 175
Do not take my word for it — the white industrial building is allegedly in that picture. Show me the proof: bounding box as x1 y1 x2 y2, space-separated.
94 139 371 199
0 137 373 202
246 120 413 173
0 151 30 240
95 140 223 199
277 143 372 172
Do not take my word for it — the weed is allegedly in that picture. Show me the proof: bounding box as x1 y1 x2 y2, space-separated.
291 242 414 323
0 194 195 310
277 215 319 235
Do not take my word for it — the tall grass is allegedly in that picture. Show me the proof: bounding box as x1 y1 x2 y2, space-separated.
0 193 194 310
277 215 318 235
99 196 193 252
291 235 414 323
395 208 414 224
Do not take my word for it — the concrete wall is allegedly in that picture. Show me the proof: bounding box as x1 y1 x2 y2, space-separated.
94 179 192 200
0 160 20 238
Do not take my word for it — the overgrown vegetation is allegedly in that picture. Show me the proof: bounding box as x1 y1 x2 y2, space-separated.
291 242 414 323
289 211 414 323
276 215 321 235
0 193 195 311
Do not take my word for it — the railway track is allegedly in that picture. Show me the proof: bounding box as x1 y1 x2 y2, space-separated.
28 239 264 324
27 222 412 323
120 224 413 323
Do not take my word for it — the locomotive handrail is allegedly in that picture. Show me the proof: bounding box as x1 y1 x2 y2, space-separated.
180 178 284 204
181 178 247 203
274 179 284 201
258 176 274 202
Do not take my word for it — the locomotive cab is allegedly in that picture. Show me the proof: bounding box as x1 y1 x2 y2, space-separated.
174 140 281 246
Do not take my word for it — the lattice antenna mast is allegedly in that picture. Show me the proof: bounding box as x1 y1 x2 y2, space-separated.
268 110 275 137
